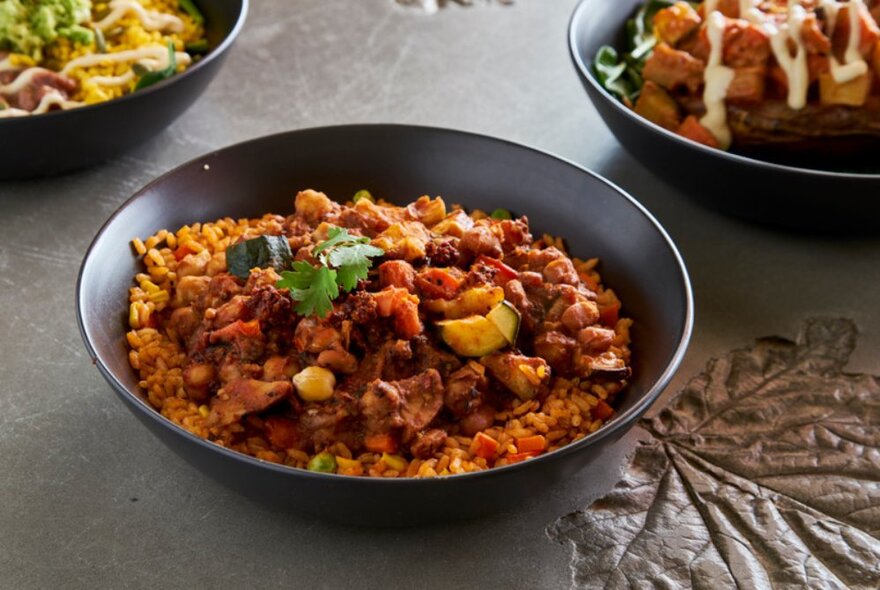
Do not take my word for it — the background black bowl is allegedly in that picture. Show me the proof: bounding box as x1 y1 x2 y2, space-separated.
569 0 880 232
76 124 693 526
0 0 247 180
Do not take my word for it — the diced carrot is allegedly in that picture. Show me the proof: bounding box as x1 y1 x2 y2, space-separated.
473 432 500 459
593 399 614 421
516 434 547 454
173 243 197 261
477 255 518 283
598 301 620 328
505 451 539 464
264 416 299 449
364 433 398 454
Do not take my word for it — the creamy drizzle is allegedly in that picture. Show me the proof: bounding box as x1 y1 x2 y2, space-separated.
94 0 185 34
769 1 810 109
700 11 735 148
0 66 56 94
829 0 868 83
61 45 192 77
0 90 83 117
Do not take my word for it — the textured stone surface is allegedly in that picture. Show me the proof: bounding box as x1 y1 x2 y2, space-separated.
1 0 879 588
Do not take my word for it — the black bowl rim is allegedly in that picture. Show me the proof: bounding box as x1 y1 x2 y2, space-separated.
75 123 694 486
568 0 880 180
0 0 249 126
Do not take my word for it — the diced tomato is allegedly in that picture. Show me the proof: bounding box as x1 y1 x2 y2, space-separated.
173 243 197 261
264 416 299 449
592 399 614 421
364 433 398 454
415 268 463 299
477 255 518 284
516 434 547 454
598 301 620 327
473 432 500 459
373 288 423 339
505 451 539 464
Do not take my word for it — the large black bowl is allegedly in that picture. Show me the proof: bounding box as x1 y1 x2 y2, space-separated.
569 0 880 232
0 0 247 180
76 124 693 526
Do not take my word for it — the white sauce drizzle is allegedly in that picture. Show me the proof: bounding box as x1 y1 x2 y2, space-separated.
768 2 810 109
61 45 191 77
0 90 83 117
88 70 136 87
0 66 57 95
829 0 868 83
700 11 736 148
94 0 185 34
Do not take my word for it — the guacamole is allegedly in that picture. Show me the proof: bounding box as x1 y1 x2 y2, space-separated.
0 0 93 59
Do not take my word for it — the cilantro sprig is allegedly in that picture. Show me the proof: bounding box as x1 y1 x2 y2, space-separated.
276 227 384 318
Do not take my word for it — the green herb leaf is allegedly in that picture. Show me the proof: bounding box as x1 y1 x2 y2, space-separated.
276 226 384 317
277 261 339 318
328 243 384 291
135 41 176 90
313 227 369 257
490 208 512 220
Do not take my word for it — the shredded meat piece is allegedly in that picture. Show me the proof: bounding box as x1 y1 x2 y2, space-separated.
460 224 503 259
444 362 487 417
208 378 292 426
359 369 444 442
410 428 448 459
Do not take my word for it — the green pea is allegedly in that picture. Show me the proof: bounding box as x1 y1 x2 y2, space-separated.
490 208 512 220
353 190 375 204
307 451 337 473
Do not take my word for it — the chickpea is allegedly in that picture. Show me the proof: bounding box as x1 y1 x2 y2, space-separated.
292 366 335 402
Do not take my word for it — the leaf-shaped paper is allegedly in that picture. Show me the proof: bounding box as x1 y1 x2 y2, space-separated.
549 319 880 589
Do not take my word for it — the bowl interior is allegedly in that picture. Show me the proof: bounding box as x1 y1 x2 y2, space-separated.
78 124 692 469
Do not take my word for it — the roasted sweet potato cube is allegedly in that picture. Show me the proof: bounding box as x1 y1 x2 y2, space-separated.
723 21 771 68
676 115 719 148
726 66 766 104
698 0 737 18
643 42 706 93
819 71 873 106
801 14 831 55
653 2 701 47
873 40 880 77
831 3 880 57
634 81 682 130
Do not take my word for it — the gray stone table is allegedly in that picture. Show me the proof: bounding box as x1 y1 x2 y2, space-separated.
2 1 879 588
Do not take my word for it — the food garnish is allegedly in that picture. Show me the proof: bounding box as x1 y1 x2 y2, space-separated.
225 234 293 280
134 41 176 90
276 227 384 318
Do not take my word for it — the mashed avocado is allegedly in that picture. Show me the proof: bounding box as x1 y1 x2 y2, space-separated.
0 0 93 59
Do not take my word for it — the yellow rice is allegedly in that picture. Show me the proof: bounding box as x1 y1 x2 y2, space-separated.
126 206 632 478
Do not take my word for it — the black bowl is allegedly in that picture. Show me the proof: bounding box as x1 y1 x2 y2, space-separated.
0 0 247 180
569 0 880 232
76 124 693 526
